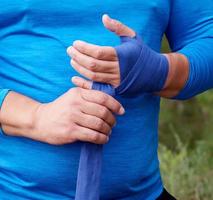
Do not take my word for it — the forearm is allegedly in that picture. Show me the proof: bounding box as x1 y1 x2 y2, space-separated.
157 53 189 98
0 91 41 137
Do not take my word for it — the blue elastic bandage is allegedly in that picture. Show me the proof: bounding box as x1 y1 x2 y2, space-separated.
115 34 169 95
75 34 169 200
93 34 169 97
75 143 102 200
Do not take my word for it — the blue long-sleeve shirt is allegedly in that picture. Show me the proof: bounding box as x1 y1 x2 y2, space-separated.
0 0 212 199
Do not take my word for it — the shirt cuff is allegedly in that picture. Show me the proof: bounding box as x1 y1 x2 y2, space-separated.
0 89 11 136
0 89 11 109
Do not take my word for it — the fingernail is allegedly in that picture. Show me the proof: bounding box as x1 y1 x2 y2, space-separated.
73 40 84 47
109 130 112 135
71 76 77 82
119 107 125 115
104 14 109 18
67 46 72 54
73 40 79 47
103 14 112 22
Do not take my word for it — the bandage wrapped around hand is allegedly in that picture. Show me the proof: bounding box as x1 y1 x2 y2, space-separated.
93 34 169 97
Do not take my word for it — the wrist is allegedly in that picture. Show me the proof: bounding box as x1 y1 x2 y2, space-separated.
28 102 51 143
0 91 42 138
158 53 189 98
115 36 169 96
27 102 43 138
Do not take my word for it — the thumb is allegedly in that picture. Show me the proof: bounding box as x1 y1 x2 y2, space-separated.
102 14 136 38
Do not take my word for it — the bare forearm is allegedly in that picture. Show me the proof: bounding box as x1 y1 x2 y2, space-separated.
157 53 189 98
0 91 41 137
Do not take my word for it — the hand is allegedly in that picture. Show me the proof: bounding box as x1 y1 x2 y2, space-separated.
67 14 136 89
68 14 171 97
33 88 124 145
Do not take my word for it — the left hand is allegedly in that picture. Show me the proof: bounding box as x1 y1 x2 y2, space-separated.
67 14 136 89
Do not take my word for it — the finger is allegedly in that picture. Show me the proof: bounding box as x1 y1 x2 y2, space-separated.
74 112 111 135
102 14 136 37
71 59 119 85
81 101 116 127
73 126 109 144
80 88 125 115
68 46 118 73
71 40 118 61
72 76 92 90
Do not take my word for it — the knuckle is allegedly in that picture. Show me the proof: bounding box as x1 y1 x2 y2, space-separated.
69 124 77 133
70 51 77 59
82 81 87 89
88 60 97 71
78 45 84 52
89 72 97 80
99 94 109 105
73 98 82 107
90 133 100 143
68 126 78 142
78 88 87 100
95 119 104 130
74 87 82 94
115 21 122 31
61 125 71 136
101 107 109 119
74 87 81 92
115 22 126 36
95 49 103 58
69 88 82 100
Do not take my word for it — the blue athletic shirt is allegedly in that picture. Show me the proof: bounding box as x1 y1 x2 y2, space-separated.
0 0 212 199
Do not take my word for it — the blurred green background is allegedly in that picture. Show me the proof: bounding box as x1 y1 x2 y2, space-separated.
159 37 213 200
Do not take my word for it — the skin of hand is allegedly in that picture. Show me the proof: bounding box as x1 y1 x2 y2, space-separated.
0 88 124 145
67 14 189 98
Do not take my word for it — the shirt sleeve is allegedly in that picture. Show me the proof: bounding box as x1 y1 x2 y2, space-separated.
0 88 10 109
166 0 213 100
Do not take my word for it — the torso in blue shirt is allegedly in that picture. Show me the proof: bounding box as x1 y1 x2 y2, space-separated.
0 1 171 199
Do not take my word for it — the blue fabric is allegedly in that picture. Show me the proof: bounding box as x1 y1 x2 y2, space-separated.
75 144 102 200
166 0 213 99
93 34 169 96
0 0 212 200
0 88 10 109
115 35 168 95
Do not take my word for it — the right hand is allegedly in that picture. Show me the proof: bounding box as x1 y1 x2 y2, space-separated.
32 87 124 145
67 14 136 88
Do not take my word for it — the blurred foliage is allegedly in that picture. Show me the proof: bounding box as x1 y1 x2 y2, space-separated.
159 93 213 150
159 139 213 200
158 37 213 199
